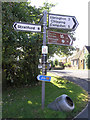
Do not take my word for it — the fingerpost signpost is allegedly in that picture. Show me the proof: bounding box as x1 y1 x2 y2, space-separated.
13 10 78 110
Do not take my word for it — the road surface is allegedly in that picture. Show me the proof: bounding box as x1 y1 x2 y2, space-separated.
49 69 88 91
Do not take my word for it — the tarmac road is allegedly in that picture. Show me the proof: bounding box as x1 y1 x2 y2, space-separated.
49 69 88 91
49 69 89 119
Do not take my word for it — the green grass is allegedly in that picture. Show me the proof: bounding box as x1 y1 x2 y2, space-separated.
2 72 88 119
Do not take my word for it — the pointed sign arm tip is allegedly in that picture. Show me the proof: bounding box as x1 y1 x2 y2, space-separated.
13 22 17 29
72 17 79 30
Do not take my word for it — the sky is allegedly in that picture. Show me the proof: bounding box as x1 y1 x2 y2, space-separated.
28 0 89 50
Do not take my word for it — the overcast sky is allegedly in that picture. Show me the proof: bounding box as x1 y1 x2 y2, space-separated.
28 0 89 49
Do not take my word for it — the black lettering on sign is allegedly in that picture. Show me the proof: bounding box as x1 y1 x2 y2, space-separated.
18 25 22 28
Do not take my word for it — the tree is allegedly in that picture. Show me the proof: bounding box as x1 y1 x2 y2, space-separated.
2 2 42 87
86 54 90 69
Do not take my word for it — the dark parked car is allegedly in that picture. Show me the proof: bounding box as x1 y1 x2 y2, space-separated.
59 62 65 69
38 63 52 70
47 63 52 70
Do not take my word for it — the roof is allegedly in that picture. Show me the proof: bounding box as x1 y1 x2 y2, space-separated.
85 46 90 53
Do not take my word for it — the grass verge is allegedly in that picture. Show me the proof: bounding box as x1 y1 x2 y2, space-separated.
2 72 88 119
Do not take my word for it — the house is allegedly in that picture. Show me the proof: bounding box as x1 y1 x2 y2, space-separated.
71 46 90 69
48 46 90 69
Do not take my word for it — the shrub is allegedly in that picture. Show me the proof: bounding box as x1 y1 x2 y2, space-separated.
64 62 71 67
86 54 90 69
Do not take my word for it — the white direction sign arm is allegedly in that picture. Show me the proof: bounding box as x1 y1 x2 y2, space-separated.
48 14 79 31
13 22 41 32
